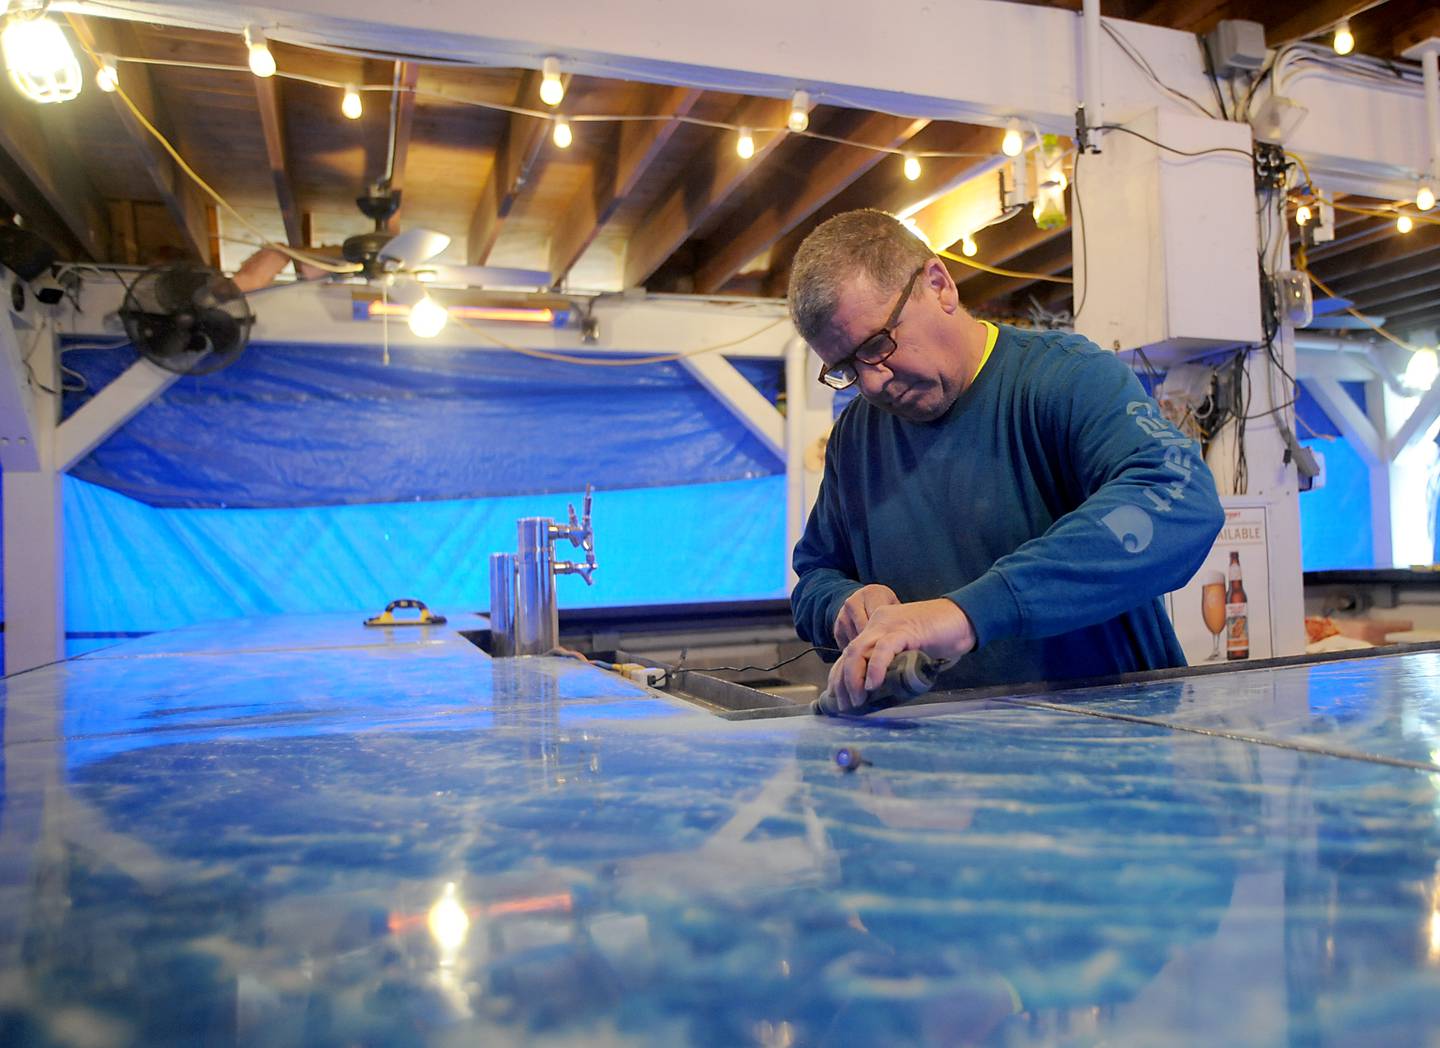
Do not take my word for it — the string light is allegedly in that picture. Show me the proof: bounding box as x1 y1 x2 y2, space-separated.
961 236 978 257
408 295 449 338
341 85 362 119
1404 347 1438 392
2 15 83 103
788 90 809 133
1419 185 1436 213
1332 20 1354 56
96 54 119 93
1397 214 1414 234
903 154 921 181
539 56 563 106
1295 204 1311 225
736 126 755 159
1001 119 1024 158
245 26 276 78
552 117 571 148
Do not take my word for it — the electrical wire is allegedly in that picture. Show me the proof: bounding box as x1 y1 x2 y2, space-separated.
1099 123 1253 161
698 646 838 674
1101 22 1216 119
937 248 1073 284
452 314 789 365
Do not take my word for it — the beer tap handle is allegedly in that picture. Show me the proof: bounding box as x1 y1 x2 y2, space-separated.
562 484 594 550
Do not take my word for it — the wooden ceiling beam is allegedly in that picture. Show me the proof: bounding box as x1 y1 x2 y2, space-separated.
0 64 110 260
1128 0 1245 36
468 69 564 267
1350 269 1440 315
254 73 305 250
623 95 798 289
549 84 701 284
691 112 930 294
1265 0 1388 45
1331 250 1440 299
763 123 1005 296
1362 290 1440 328
952 235 1074 305
67 15 209 263
1311 220 1440 282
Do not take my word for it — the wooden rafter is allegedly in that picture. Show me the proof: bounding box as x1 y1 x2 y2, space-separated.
691 112 930 294
623 95 798 289
254 73 304 249
468 69 564 266
549 84 702 284
0 71 109 260
1312 220 1440 282
1264 0 1388 45
67 15 209 263
1339 251 1440 299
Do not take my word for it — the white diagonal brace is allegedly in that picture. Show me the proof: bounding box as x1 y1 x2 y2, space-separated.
679 353 784 459
1390 381 1440 457
1301 377 1384 466
56 360 179 472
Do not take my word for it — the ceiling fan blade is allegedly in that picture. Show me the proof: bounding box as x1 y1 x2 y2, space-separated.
421 264 552 288
378 228 450 267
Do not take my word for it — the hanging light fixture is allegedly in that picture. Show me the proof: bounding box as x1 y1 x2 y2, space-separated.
95 54 119 93
1295 204 1312 225
552 117 572 148
902 154 921 181
1001 119 1024 158
1397 214 1414 234
408 295 449 338
2 14 83 103
736 126 755 159
961 236 978 257
1419 184 1436 213
787 90 809 133
341 85 362 119
1332 20 1354 56
539 56 564 106
245 26 276 78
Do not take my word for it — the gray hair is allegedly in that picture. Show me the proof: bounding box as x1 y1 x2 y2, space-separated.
787 209 934 346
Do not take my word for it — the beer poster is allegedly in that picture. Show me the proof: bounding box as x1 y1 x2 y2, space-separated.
1167 503 1273 664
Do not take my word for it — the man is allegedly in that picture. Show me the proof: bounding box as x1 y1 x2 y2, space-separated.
788 210 1225 713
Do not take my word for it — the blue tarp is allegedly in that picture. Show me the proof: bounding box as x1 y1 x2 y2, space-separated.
63 474 789 641
60 340 784 508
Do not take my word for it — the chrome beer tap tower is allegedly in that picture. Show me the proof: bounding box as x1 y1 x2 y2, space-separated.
488 486 597 657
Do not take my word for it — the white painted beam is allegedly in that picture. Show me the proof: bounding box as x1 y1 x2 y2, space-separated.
1301 377 1384 466
55 360 179 472
679 353 784 459
783 337 833 588
0 305 40 472
3 468 64 674
1389 382 1440 456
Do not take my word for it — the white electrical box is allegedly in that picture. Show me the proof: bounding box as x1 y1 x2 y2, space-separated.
1075 109 1262 363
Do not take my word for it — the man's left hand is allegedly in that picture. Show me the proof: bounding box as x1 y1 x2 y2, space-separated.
825 599 977 713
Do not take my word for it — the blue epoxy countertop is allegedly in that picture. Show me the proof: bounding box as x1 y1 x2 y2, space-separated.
4 614 1440 1045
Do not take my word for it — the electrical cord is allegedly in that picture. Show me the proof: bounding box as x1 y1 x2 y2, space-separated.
1098 123 1253 161
699 646 840 674
1101 22 1216 119
936 248 1073 284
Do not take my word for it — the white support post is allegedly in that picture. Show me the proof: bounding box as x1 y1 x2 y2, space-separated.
679 353 785 459
55 360 180 472
0 306 40 472
783 337 834 587
1365 382 1397 568
1389 381 1440 457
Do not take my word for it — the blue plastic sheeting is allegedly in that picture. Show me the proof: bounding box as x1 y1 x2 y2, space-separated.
1300 435 1374 570
59 340 784 508
63 474 788 638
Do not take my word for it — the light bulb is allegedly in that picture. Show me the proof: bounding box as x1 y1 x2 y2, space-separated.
2 16 83 104
408 295 448 338
1404 347 1438 392
962 236 978 257
341 85 362 119
245 26 276 78
1397 214 1414 234
552 117 571 148
1295 204 1311 226
788 90 809 133
1419 185 1436 213
539 56 563 106
736 126 755 160
1001 119 1023 158
903 154 921 181
1332 20 1354 56
96 55 118 93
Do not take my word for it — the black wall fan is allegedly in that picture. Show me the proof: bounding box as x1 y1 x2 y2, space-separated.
120 263 254 375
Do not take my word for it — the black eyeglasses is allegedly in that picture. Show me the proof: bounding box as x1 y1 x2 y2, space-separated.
816 264 926 390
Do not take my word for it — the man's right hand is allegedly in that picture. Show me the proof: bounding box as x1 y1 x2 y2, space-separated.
833 584 902 647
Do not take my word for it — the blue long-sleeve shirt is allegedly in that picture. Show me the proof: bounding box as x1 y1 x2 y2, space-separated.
792 324 1225 689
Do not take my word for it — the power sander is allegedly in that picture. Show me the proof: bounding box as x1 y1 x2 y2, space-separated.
811 650 956 717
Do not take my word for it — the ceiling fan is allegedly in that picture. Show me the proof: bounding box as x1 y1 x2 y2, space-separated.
337 181 550 291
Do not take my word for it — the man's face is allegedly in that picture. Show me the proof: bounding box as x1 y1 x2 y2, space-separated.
815 261 967 422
